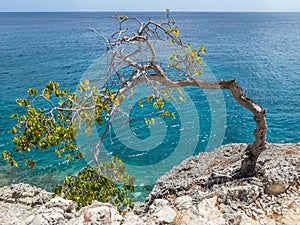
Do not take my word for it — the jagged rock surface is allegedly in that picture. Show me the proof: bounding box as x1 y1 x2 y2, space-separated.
0 143 299 225
0 183 51 225
145 143 300 224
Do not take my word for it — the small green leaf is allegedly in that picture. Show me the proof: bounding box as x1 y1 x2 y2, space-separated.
119 15 127 20
65 154 72 161
16 99 30 107
147 95 153 102
10 113 18 119
27 88 38 96
138 101 143 107
172 27 179 38
44 92 50 99
1 150 11 161
171 113 176 120
9 159 18 167
151 118 155 124
144 118 150 124
128 88 134 98
11 127 17 135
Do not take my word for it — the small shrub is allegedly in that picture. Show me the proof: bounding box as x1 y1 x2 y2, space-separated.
53 156 134 212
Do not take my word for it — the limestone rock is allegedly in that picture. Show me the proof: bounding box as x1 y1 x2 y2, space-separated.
68 201 123 225
45 197 75 213
0 183 51 206
148 199 177 224
263 161 298 195
197 197 227 225
122 211 145 225
0 183 51 225
177 209 207 225
1 143 300 225
218 185 263 205
175 195 193 210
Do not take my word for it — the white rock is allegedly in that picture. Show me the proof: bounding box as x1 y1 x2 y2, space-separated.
197 197 227 225
177 209 205 225
123 211 145 225
153 205 177 224
69 201 123 225
46 197 75 213
27 214 48 225
148 199 176 224
175 195 193 210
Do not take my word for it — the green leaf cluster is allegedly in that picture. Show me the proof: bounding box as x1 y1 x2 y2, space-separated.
53 156 134 212
168 44 205 78
1 151 18 167
140 95 177 125
2 81 86 168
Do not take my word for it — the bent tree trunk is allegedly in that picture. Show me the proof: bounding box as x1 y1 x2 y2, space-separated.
217 79 267 177
120 74 267 178
167 78 267 178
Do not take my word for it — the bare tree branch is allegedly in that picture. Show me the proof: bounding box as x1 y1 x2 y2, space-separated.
118 73 267 177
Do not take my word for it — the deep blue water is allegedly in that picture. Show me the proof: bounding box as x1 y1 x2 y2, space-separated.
0 12 299 199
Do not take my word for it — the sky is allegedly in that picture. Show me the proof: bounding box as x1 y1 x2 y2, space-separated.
0 0 299 12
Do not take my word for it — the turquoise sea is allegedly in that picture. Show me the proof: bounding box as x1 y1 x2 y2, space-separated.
0 12 299 199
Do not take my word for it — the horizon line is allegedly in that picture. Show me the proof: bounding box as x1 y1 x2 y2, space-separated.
0 10 300 13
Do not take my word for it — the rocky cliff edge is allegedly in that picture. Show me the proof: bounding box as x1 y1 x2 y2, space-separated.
0 143 299 225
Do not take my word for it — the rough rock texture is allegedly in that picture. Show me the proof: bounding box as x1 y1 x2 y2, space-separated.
145 143 300 224
25 197 76 225
0 183 51 225
0 143 299 225
147 199 177 224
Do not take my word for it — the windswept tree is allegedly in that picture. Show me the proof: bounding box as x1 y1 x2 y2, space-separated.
2 11 266 198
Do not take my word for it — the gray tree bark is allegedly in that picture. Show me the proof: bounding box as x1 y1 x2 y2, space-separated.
120 73 267 178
